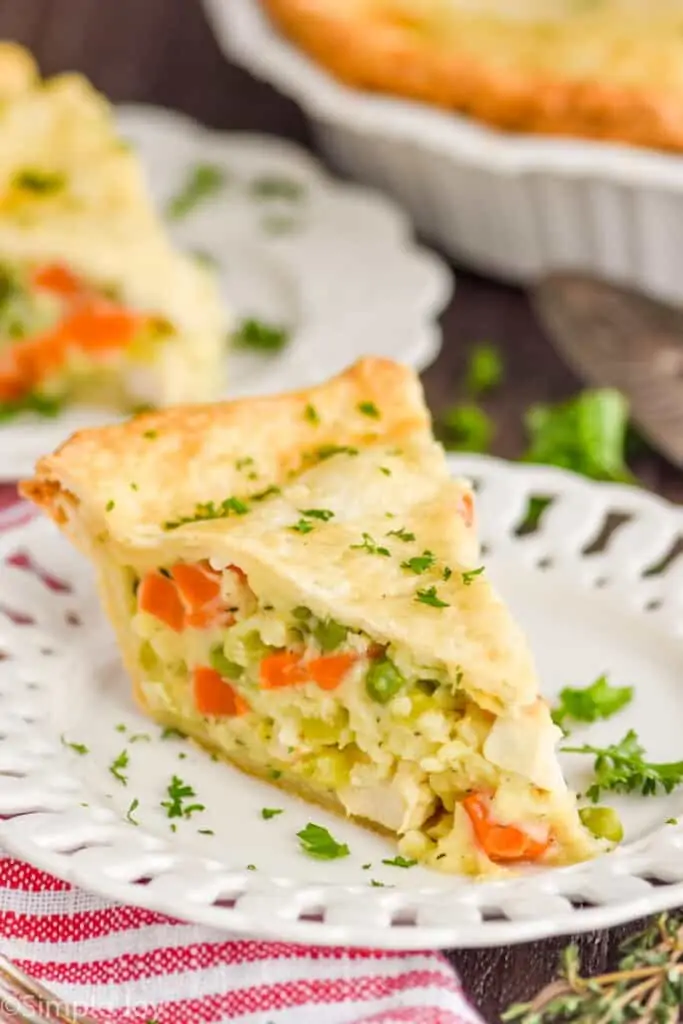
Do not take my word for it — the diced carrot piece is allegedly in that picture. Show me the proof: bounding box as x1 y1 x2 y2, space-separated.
260 651 308 689
61 301 145 352
193 666 248 717
31 263 85 298
138 572 185 632
184 607 235 630
462 793 549 863
12 329 65 383
0 350 23 400
306 653 357 691
458 492 474 529
171 562 221 611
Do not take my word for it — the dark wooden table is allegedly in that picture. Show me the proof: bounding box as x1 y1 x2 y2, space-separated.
4 2 681 1021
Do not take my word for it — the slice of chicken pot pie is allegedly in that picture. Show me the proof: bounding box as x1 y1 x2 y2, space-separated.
22 359 603 876
0 44 225 419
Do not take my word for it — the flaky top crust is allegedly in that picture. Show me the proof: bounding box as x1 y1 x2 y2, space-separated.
21 358 541 712
21 359 430 540
262 0 683 153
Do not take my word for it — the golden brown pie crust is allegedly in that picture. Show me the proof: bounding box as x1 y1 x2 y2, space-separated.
261 0 683 153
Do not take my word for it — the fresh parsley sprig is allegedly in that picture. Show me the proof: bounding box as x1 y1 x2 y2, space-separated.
563 729 683 801
552 674 633 729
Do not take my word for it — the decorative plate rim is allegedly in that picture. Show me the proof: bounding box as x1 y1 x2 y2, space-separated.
0 103 452 482
2 455 683 949
207 0 683 190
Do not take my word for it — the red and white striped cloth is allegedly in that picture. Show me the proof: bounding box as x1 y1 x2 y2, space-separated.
0 486 484 1024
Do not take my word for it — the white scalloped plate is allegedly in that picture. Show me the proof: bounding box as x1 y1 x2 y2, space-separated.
0 105 450 482
2 456 683 950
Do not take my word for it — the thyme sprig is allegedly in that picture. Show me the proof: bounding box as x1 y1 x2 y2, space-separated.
504 913 683 1023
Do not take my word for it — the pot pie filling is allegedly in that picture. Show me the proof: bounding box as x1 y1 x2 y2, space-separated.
0 260 175 415
130 553 597 874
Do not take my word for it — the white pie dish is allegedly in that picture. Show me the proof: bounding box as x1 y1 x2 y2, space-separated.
0 104 450 481
2 455 683 950
206 0 683 305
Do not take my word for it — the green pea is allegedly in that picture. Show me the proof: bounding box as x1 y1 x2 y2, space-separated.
579 806 623 843
292 606 312 621
314 618 348 652
210 644 244 679
366 656 405 704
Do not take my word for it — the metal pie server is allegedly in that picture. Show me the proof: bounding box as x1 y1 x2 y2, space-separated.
0 951 98 1023
530 272 683 469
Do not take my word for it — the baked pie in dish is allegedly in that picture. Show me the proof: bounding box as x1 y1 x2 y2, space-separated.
0 43 225 420
261 0 683 152
23 359 602 876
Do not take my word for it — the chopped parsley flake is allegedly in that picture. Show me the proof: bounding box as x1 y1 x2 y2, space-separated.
143 429 158 440
164 496 249 531
61 735 88 756
109 750 129 785
250 485 281 502
250 175 305 201
387 527 415 542
291 518 315 534
261 807 284 820
358 401 380 419
297 822 350 860
439 403 494 454
14 169 66 194
198 828 214 835
0 391 63 422
246 864 257 871
304 403 320 425
161 726 186 740
115 723 126 733
130 482 139 491
415 586 449 609
314 444 358 462
382 855 417 868
370 879 386 887
298 508 334 521
167 163 227 220
466 342 504 396
351 533 390 557
269 769 282 780
377 466 391 478
362 863 372 870
667 817 679 825
161 775 205 819
129 732 151 743
126 798 140 825
236 457 255 471
461 566 485 586
233 318 290 353
105 500 115 512
401 550 436 574
443 567 453 581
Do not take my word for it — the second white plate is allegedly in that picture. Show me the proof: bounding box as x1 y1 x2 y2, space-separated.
1 105 451 481
1 456 683 949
